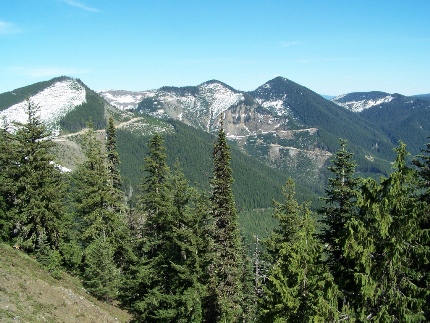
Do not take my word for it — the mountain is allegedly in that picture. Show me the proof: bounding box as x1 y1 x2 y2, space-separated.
411 93 430 101
97 89 153 110
101 77 398 189
248 78 396 172
0 76 297 210
3 75 428 205
332 91 397 112
332 91 430 155
0 76 107 134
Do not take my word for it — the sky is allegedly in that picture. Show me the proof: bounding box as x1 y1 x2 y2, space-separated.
1 0 429 96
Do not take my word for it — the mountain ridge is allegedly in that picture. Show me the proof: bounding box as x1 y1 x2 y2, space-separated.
2 75 429 199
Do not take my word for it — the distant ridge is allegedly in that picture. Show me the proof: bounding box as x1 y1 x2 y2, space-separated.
2 75 429 202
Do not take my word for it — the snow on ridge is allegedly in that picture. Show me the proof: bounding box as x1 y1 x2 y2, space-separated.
334 95 394 112
199 82 244 118
98 90 154 110
0 79 86 133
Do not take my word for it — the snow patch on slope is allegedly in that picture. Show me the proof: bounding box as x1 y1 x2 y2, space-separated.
98 90 153 110
332 95 394 112
0 79 86 133
261 100 290 116
199 83 243 119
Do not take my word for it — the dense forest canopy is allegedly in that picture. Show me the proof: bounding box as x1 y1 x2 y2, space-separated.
0 100 429 322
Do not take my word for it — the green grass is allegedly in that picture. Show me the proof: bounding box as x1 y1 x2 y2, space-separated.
0 243 131 322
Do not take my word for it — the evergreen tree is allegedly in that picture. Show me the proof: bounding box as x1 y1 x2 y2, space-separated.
35 229 63 278
83 235 120 302
133 135 204 322
71 124 129 299
413 139 430 321
346 142 427 321
0 125 16 242
260 178 340 322
318 139 360 312
72 125 128 249
204 122 245 322
6 100 66 256
106 116 122 191
125 134 172 319
168 163 205 322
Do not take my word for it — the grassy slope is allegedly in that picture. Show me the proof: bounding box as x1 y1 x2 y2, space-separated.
0 244 131 323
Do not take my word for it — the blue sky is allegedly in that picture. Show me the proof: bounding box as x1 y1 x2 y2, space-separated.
1 0 429 95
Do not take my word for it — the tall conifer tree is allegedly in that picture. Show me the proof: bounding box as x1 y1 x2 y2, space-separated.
205 121 245 322
72 124 128 299
131 133 172 320
133 135 205 321
8 100 66 255
106 116 122 191
73 125 128 248
413 139 430 321
261 178 340 322
318 139 360 312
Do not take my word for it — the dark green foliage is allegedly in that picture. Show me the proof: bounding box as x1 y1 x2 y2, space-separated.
72 126 127 247
411 140 430 321
260 179 340 322
411 93 430 100
70 125 130 300
318 139 361 310
116 119 292 210
58 236 83 275
345 143 427 321
7 101 66 253
0 127 15 242
205 123 245 322
238 208 278 251
167 164 205 322
132 135 204 322
35 230 63 279
359 95 430 155
136 97 160 113
106 117 122 190
59 84 106 133
83 236 120 302
0 195 9 242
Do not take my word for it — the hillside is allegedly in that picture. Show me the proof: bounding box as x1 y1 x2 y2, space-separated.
332 91 430 155
0 76 318 209
3 75 428 204
101 76 400 190
0 77 107 134
0 243 131 322
116 118 309 210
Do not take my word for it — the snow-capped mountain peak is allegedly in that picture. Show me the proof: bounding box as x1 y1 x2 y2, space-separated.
0 79 86 134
